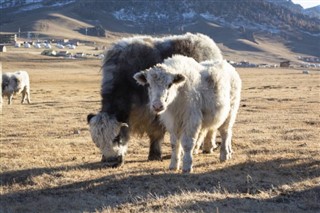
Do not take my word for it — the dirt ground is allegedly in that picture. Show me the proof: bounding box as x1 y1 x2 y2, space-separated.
0 46 319 213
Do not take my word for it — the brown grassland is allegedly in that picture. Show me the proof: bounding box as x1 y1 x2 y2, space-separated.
0 46 319 213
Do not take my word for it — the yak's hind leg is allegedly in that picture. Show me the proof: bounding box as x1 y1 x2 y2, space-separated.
193 129 207 155
147 124 165 161
219 126 233 162
25 86 31 104
202 129 219 154
218 109 238 162
21 87 27 104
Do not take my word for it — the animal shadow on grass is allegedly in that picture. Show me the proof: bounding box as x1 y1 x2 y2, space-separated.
0 162 111 186
0 158 319 212
30 101 60 107
180 187 320 212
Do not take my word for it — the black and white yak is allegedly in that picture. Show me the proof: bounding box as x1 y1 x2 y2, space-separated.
87 33 223 167
2 71 31 105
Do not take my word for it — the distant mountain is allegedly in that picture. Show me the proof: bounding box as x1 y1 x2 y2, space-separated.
0 0 319 60
305 5 320 19
1 0 319 34
266 0 303 11
0 0 75 10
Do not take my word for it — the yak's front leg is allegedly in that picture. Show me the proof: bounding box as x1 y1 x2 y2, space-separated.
181 133 198 173
147 125 165 161
8 94 13 105
169 133 181 171
180 115 202 173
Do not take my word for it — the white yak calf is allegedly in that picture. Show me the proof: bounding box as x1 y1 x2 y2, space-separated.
2 71 31 105
134 55 242 173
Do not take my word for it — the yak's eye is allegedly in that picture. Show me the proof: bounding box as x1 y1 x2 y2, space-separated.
168 83 173 89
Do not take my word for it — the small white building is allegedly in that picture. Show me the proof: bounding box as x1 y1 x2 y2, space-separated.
56 44 64 49
24 43 31 48
44 43 52 49
0 45 7 52
75 52 85 58
34 43 41 48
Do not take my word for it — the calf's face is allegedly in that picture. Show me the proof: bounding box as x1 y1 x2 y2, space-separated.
87 112 129 167
134 65 186 114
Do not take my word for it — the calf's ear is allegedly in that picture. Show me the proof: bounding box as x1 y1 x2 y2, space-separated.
87 113 96 123
173 74 186 85
133 72 147 85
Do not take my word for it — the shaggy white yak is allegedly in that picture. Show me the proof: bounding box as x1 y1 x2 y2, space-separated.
134 55 242 173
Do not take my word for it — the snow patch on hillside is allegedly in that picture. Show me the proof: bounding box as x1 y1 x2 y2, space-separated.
0 0 75 10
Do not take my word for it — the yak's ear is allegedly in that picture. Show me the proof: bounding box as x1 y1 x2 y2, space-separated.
87 113 96 123
173 74 186 85
133 71 147 85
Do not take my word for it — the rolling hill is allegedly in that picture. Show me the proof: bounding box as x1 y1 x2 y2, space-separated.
0 0 319 64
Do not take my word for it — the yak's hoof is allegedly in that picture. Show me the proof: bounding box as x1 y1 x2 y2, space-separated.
220 153 232 162
182 168 193 173
193 149 200 155
101 155 107 162
148 153 162 161
148 155 162 161
202 143 220 154
169 166 179 171
202 149 213 154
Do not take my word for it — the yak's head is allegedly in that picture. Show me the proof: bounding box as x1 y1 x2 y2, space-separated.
2 74 12 95
2 80 9 94
134 64 186 114
8 74 23 94
87 112 129 167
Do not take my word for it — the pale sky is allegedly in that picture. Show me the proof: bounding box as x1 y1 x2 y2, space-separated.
291 0 320 9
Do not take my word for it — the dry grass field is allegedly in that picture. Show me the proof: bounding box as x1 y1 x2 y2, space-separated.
1 46 319 213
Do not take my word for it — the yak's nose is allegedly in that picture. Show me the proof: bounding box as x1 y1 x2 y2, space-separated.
152 102 164 112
